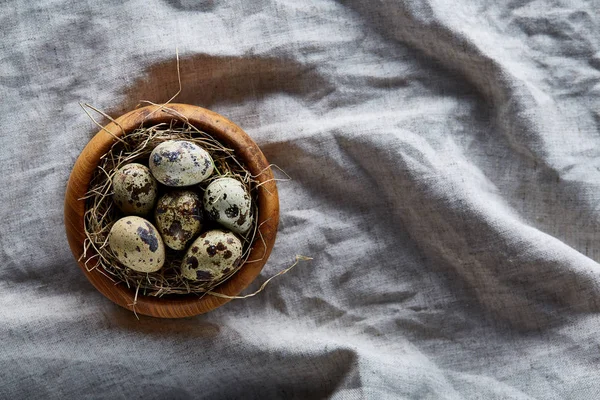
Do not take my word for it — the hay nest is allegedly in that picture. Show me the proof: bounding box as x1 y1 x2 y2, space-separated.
79 118 261 298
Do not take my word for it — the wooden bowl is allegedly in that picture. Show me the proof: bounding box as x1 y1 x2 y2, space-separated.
64 104 279 318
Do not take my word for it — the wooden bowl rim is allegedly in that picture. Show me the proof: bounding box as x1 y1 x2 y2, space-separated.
64 104 279 318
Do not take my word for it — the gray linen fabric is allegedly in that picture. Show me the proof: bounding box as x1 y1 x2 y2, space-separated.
2 0 600 398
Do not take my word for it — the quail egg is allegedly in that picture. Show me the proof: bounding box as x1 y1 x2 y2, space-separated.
181 229 243 282
149 140 214 187
112 163 158 215
108 216 165 273
155 190 203 251
203 177 253 235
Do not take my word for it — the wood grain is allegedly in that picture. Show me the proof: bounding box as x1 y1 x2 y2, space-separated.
64 104 279 318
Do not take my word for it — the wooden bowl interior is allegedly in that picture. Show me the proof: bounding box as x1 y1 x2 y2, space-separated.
64 104 279 318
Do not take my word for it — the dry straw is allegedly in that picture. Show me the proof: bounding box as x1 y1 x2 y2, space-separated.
78 49 310 305
79 115 309 300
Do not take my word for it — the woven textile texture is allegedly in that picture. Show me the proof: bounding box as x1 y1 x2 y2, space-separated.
1 0 600 398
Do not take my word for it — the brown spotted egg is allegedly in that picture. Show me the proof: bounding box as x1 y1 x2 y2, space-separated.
149 140 214 187
203 177 253 235
112 163 158 215
155 191 203 251
108 216 165 273
181 229 243 282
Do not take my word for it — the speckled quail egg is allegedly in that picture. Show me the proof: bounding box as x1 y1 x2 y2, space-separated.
112 163 158 215
181 229 243 282
108 216 165 273
155 191 203 251
203 177 253 235
149 140 214 187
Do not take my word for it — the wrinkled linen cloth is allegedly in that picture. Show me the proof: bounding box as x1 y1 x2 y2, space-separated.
2 0 600 398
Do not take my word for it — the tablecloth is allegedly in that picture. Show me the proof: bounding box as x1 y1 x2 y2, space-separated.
2 0 600 398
